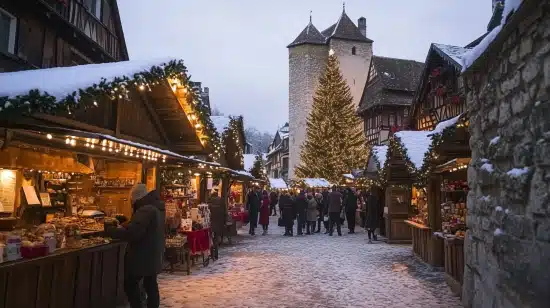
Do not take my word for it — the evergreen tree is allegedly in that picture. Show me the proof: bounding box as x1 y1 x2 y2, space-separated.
249 152 266 181
295 54 368 183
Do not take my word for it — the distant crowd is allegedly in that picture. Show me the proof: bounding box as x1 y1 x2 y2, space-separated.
245 186 381 243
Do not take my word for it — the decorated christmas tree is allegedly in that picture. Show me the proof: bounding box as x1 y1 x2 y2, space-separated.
295 53 368 183
249 152 266 181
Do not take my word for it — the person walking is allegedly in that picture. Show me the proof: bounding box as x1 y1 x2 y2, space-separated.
280 191 296 236
328 186 343 236
106 184 165 308
269 190 279 216
345 187 358 234
295 191 308 235
306 193 318 235
365 191 380 243
314 192 324 233
322 188 330 234
259 190 270 235
246 187 261 236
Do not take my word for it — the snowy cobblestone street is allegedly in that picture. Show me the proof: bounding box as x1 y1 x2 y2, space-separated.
158 217 462 308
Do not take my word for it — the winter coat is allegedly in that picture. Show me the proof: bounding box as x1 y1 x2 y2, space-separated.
306 198 319 222
295 193 308 223
107 190 165 277
322 191 330 215
259 196 270 225
345 192 358 214
209 195 226 234
246 190 261 228
328 191 343 213
365 194 380 229
269 191 278 206
279 194 296 226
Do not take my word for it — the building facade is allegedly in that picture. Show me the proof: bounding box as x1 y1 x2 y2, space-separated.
0 0 128 72
287 8 372 179
461 0 550 307
265 123 289 180
358 56 424 145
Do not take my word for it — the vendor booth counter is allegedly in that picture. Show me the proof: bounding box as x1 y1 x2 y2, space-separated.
0 241 126 308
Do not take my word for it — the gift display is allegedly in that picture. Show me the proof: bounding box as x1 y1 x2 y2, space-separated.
440 180 468 238
410 187 428 226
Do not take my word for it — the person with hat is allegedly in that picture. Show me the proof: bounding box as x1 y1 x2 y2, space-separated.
106 184 166 308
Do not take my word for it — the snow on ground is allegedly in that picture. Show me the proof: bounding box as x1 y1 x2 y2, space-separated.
158 217 461 308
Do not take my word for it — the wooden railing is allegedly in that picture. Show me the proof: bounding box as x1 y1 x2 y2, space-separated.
42 0 120 60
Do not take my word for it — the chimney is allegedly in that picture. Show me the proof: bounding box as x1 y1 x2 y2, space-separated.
358 17 367 38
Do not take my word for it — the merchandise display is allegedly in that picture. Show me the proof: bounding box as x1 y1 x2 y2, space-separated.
440 179 468 238
410 187 428 226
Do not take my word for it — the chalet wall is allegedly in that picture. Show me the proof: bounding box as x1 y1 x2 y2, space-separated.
288 44 328 179
462 4 550 308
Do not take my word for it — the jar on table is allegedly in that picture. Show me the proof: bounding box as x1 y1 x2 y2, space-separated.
43 233 56 253
6 235 21 261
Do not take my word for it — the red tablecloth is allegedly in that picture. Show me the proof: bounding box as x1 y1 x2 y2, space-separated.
230 211 248 223
181 228 211 255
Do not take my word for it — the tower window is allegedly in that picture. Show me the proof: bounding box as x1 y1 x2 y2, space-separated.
352 46 357 55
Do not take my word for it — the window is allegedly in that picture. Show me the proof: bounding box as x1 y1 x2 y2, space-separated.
351 46 356 55
0 8 16 54
389 113 396 127
404 108 409 117
83 0 102 19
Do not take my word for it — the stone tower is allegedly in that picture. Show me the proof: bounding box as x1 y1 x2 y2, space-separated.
287 9 373 179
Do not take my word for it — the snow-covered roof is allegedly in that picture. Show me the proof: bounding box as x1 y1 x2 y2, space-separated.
243 154 256 171
0 57 175 100
210 116 231 135
429 114 462 136
372 145 389 167
432 44 471 68
394 130 433 169
343 174 354 180
461 0 523 72
302 178 331 188
269 178 288 189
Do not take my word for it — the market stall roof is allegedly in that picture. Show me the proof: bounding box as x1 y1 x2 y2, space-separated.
434 158 471 174
269 178 288 189
302 178 332 188
373 145 389 168
0 58 215 155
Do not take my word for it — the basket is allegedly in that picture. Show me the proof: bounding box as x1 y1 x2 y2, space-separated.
21 244 49 258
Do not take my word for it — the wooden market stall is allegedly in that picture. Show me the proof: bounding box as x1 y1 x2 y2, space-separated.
0 58 215 306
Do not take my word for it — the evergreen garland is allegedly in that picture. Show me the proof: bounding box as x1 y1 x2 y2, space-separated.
295 54 368 183
0 59 221 157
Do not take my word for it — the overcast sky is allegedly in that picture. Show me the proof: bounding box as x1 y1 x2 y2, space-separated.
118 0 492 133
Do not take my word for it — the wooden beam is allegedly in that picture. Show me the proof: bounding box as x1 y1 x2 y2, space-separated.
138 92 171 146
31 113 115 135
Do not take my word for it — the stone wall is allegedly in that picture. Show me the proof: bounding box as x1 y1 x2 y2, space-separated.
288 44 328 179
462 3 550 308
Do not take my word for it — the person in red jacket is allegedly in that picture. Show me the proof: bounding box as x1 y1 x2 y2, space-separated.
259 190 271 235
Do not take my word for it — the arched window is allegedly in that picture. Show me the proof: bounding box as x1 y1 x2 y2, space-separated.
351 46 357 55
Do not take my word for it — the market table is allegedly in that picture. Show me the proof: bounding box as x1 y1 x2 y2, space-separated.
0 241 126 308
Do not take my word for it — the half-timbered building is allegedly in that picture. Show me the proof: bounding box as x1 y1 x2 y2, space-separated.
410 44 471 131
357 56 424 145
0 0 128 72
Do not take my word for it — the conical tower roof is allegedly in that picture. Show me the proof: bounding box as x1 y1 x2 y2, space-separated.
287 20 327 48
322 11 373 43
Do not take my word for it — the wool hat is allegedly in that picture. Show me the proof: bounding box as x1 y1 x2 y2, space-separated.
130 184 149 204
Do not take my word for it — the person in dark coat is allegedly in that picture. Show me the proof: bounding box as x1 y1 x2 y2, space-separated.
365 191 380 243
269 190 279 216
314 192 324 233
345 187 358 234
279 191 296 236
295 191 308 235
246 187 261 236
322 189 330 233
306 193 318 235
327 186 343 236
208 191 225 241
259 191 270 235
107 184 165 308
